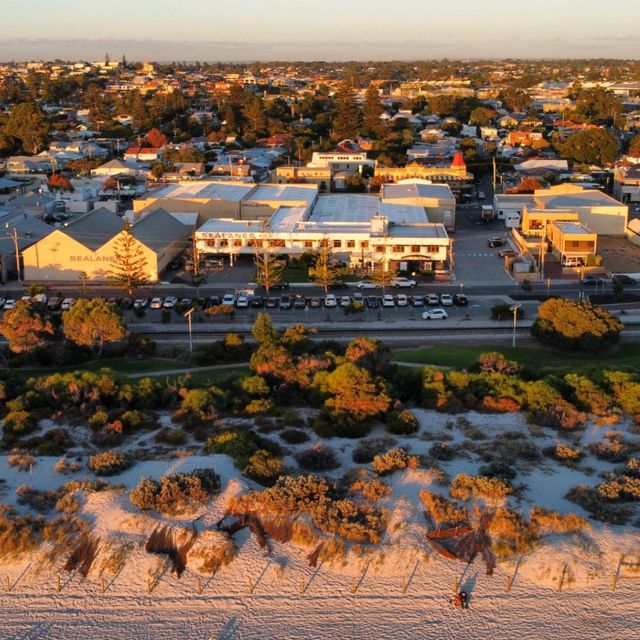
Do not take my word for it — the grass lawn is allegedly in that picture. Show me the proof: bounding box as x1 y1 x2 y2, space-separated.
393 342 640 374
147 366 250 386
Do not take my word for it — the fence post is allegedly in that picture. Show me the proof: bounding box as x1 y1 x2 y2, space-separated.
101 577 106 593
453 577 459 593
247 577 254 594
351 577 357 594
558 564 567 592
300 578 306 594
506 576 512 593
5 576 10 593
612 554 625 592
57 575 61 593
402 576 407 594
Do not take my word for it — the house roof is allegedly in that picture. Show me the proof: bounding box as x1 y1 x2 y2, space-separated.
62 208 124 251
381 181 454 201
535 189 622 209
131 208 189 251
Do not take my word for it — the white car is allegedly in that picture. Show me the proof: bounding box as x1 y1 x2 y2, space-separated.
393 277 417 288
396 294 408 306
32 293 48 305
324 294 337 307
410 295 424 306
221 293 236 306
426 293 440 305
440 294 453 306
61 297 76 310
355 280 378 289
339 295 351 307
20 295 31 303
162 296 178 308
422 308 448 320
3 298 15 310
150 297 163 309
382 294 395 307
236 294 249 308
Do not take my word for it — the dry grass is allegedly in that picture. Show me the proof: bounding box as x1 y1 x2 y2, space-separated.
450 474 512 503
187 530 237 575
419 490 468 527
7 453 36 472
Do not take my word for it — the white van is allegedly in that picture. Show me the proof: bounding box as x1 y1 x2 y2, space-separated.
562 257 584 267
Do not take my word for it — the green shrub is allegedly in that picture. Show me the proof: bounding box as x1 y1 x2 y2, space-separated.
386 409 419 435
243 450 284 485
87 450 129 476
130 468 220 515
555 443 582 461
244 398 273 415
352 437 397 464
296 443 340 471
450 474 511 502
371 448 419 476
280 428 310 444
154 427 188 446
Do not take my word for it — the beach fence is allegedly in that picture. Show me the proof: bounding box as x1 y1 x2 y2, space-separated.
612 555 640 591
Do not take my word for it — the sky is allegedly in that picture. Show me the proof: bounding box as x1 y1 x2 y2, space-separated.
2 0 640 62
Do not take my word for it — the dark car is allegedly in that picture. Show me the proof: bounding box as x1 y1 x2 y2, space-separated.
195 297 206 309
266 297 279 308
453 293 469 306
293 294 307 309
280 295 292 309
328 281 349 290
582 276 604 287
366 296 380 308
488 238 507 248
207 295 221 307
271 282 290 290
251 295 264 308
120 298 134 310
309 297 322 308
612 274 636 285
498 249 517 258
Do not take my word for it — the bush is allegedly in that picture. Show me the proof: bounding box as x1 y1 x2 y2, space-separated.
154 427 188 446
352 437 397 464
204 429 259 468
531 299 623 351
450 474 511 502
280 428 310 444
386 409 419 435
88 450 129 476
243 450 284 485
130 468 220 515
475 352 521 375
420 490 468 526
16 485 61 512
554 443 582 461
3 411 38 442
296 444 340 471
7 452 36 471
349 473 391 502
371 448 419 476
478 461 517 485
565 485 632 525
429 442 457 461
244 398 273 415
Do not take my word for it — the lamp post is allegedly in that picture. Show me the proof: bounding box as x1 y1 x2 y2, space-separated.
184 307 194 355
509 303 521 348
578 268 583 302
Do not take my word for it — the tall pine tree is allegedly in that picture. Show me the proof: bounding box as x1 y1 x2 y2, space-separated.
109 223 149 295
363 84 383 138
332 83 361 142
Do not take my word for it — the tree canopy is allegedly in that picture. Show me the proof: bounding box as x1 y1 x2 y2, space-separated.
555 128 618 165
108 223 149 295
0 301 54 353
3 102 50 154
62 298 127 354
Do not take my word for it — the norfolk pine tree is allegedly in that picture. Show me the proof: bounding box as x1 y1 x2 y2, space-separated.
253 234 283 297
332 82 361 141
369 259 398 294
309 237 340 293
363 84 383 138
108 222 149 295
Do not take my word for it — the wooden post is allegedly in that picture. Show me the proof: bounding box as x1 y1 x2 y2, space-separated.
300 579 306 594
247 577 254 594
402 576 407 594
197 579 203 595
453 577 459 593
506 576 512 593
558 564 567 592
147 577 152 594
351 577 357 594
5 576 10 592
57 575 61 593
101 577 106 593
612 554 625 592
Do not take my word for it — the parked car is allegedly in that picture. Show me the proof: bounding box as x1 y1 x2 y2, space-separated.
328 281 349 290
271 282 290 290
162 296 178 308
396 294 408 306
180 298 194 309
120 298 133 310
32 293 47 305
20 295 31 303
612 274 636 285
47 296 62 311
61 297 76 310
366 296 380 308
422 308 448 320
294 294 307 309
150 297 163 309
251 295 264 308
440 293 453 306
453 293 469 306
3 298 15 310
221 293 236 306
340 295 351 307
488 237 506 248
309 297 322 308
393 277 417 288
279 295 292 309
355 280 378 289
425 293 440 305
207 295 221 307
382 294 395 307
236 294 249 308
583 276 606 287
353 292 364 304
266 297 279 308
324 294 337 307
498 250 518 259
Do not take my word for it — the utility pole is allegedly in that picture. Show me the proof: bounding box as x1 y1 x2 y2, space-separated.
510 303 521 348
492 156 497 192
11 227 21 288
184 307 194 355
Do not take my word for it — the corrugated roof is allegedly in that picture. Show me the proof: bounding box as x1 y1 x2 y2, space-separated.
63 208 123 251
131 208 189 251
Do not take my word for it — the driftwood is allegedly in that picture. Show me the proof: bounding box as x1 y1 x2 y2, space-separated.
425 511 496 576
145 525 198 578
64 534 100 578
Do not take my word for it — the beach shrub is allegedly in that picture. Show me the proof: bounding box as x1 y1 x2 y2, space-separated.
450 474 511 502
280 428 310 444
243 450 284 485
154 427 188 446
130 468 220 516
371 448 419 476
419 490 468 526
554 443 582 461
87 450 129 476
296 443 340 471
386 409 419 435
352 437 397 464
7 452 36 471
565 485 633 525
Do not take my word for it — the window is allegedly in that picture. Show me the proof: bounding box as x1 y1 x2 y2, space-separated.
269 239 285 248
411 245 421 253
233 239 242 248
304 240 313 249
219 239 228 248
347 239 355 249
206 240 216 248
333 239 342 248
392 245 405 253
425 245 440 253
374 245 386 253
360 241 369 249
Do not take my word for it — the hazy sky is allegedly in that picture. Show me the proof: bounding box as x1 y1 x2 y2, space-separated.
2 0 639 61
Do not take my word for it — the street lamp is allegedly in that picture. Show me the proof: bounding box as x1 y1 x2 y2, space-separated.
509 303 521 348
184 307 194 355
577 268 583 302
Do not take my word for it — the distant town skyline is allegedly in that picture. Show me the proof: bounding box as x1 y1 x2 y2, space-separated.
2 0 640 62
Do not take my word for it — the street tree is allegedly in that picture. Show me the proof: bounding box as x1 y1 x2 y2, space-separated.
628 134 640 157
252 312 277 345
62 298 127 355
48 173 74 193
4 102 51 153
555 129 618 165
108 223 149 295
253 237 283 297
309 237 340 293
369 260 398 294
0 300 54 353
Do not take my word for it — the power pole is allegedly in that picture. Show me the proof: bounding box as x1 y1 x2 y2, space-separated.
11 227 22 288
492 156 497 192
